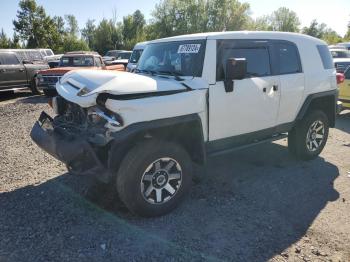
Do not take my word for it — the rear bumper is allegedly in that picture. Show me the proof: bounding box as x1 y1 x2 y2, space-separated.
30 112 111 183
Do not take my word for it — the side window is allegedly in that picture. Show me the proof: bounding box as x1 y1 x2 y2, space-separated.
276 43 302 74
0 53 20 65
317 45 334 69
217 40 271 81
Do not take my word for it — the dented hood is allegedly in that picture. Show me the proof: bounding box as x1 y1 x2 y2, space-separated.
56 69 207 108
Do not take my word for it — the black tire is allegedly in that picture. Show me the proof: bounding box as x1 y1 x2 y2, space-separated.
116 139 192 217
288 110 329 160
30 77 42 95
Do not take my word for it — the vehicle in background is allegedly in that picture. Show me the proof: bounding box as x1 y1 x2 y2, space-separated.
38 48 63 64
0 51 49 94
337 42 350 50
338 69 350 112
102 50 125 64
31 31 337 217
126 41 148 72
331 49 350 73
4 49 47 64
105 51 132 69
329 45 346 50
36 51 125 96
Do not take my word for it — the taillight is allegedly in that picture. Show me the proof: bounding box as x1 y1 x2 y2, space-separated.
336 73 345 85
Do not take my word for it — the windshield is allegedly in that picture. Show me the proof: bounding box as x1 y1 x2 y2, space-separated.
331 50 350 58
137 40 206 77
129 49 143 64
59 56 94 67
105 51 119 57
116 52 131 60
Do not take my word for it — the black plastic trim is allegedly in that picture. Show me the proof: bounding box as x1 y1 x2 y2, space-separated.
206 122 293 154
296 89 338 121
96 89 191 105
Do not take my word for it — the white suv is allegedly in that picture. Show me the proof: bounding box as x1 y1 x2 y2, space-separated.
31 31 337 217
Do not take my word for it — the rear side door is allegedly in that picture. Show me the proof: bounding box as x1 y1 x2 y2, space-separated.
0 53 27 89
271 41 305 125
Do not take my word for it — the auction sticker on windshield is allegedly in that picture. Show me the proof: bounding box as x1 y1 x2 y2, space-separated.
178 44 201 54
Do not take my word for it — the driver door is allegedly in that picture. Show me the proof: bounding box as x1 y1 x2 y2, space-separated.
208 39 280 150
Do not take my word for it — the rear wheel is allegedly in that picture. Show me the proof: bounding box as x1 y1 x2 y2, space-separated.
116 140 192 217
288 110 329 160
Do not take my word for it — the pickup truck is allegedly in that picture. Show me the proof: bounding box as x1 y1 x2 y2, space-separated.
0 51 49 94
36 51 125 96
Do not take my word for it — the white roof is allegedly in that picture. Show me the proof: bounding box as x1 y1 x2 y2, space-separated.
150 31 326 45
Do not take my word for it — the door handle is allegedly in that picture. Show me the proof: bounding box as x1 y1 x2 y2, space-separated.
263 87 267 92
19 68 25 72
0 69 5 73
273 85 278 91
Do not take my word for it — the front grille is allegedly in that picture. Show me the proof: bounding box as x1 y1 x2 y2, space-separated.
42 75 61 84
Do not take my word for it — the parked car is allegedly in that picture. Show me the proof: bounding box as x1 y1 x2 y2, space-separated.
36 51 125 96
2 49 47 64
38 48 63 64
0 51 49 94
31 31 337 217
126 41 148 72
330 48 350 73
337 42 350 50
105 51 132 69
338 69 350 111
102 50 126 64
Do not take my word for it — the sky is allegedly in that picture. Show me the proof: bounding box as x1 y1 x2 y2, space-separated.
1 0 349 37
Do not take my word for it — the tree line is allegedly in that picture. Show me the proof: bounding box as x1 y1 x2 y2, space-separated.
1 0 349 54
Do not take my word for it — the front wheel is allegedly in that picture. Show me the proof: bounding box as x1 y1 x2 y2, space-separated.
288 110 329 160
30 77 42 95
116 140 192 217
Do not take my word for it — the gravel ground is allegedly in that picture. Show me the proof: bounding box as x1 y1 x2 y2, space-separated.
0 92 350 262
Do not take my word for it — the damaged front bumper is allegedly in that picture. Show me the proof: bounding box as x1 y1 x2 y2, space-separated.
30 112 111 183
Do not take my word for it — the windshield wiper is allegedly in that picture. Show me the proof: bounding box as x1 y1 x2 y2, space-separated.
135 69 156 75
156 70 184 81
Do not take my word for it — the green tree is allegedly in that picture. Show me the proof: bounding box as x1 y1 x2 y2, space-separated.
302 19 327 38
13 0 63 49
93 19 122 55
81 19 96 49
65 14 79 37
247 15 272 31
122 10 146 49
0 29 11 48
269 7 300 32
59 35 89 53
344 20 350 40
149 0 250 38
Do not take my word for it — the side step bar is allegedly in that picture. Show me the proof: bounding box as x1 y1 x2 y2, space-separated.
208 133 288 158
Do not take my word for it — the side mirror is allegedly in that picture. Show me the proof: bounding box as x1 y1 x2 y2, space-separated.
22 59 32 64
224 58 247 92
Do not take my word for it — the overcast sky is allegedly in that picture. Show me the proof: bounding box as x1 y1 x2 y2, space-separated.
1 0 349 37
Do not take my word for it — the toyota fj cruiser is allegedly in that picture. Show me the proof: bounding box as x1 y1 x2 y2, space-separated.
31 32 337 217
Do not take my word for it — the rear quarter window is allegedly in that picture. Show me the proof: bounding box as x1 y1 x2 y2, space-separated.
317 45 334 69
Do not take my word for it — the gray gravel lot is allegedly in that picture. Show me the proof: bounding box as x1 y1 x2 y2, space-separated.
0 92 350 262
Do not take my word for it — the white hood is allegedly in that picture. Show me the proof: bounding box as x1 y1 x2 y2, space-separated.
56 69 207 108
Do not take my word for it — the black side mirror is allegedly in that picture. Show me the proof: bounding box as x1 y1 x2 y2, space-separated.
224 58 247 92
22 59 32 64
